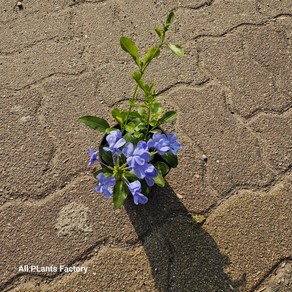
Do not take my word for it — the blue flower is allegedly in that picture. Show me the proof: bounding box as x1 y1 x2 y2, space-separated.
147 132 170 155
128 180 148 205
144 165 158 186
103 130 126 155
87 148 99 166
94 173 116 198
122 141 150 168
167 133 182 155
147 132 182 155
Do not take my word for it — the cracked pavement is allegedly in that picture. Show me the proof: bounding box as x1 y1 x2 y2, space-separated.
0 0 291 291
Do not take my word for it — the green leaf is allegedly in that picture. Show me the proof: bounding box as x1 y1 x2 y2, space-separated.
120 36 140 66
166 11 175 26
113 180 129 208
154 172 165 187
151 102 163 116
105 127 118 134
111 108 124 124
154 28 163 40
162 151 178 168
79 116 110 132
141 180 150 195
157 111 177 125
125 122 135 133
155 161 170 176
123 171 137 181
132 71 146 91
143 47 160 67
93 168 112 179
99 146 113 166
167 43 184 57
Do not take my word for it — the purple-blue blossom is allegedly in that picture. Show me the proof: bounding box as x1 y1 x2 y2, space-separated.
147 132 182 155
87 148 99 166
95 173 116 198
167 133 182 155
147 132 170 155
103 130 126 155
128 180 148 205
122 141 150 168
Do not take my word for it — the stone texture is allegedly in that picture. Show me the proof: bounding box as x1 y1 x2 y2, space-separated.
256 261 292 292
242 18 292 99
167 85 274 195
258 0 292 15
0 39 85 90
0 0 291 291
196 21 292 118
0 176 139 289
0 10 72 54
10 246 156 292
0 1 72 22
176 0 265 41
204 174 292 290
249 110 292 171
0 88 55 203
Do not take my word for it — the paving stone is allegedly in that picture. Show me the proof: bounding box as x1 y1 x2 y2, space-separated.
258 0 292 15
0 88 55 204
204 173 292 290
0 175 139 289
10 246 155 292
0 10 72 54
249 111 292 171
0 0 71 22
41 73 112 181
256 261 292 292
196 25 291 118
72 3 126 67
166 136 219 214
0 39 85 90
143 215 238 291
167 85 274 195
176 0 265 41
242 18 292 98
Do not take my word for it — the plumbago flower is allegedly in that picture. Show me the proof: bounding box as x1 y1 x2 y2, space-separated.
94 173 116 198
103 130 126 155
79 11 184 208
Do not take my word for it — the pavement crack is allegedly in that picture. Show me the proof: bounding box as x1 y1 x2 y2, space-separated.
192 14 292 42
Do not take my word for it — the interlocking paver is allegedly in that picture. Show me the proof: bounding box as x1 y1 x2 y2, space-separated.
204 173 292 290
0 176 138 289
167 85 275 195
0 10 72 54
249 111 292 171
0 39 85 90
196 22 291 117
1 0 291 290
0 88 55 204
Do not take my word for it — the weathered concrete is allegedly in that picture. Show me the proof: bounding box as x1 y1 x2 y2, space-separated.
0 0 291 291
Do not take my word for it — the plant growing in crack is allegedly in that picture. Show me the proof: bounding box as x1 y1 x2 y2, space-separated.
80 12 184 208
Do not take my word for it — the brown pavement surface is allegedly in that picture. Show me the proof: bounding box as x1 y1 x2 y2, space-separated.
0 0 291 291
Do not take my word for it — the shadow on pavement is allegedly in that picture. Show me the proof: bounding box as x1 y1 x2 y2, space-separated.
125 182 245 291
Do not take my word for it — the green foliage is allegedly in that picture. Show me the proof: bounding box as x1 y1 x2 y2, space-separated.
113 180 129 208
167 43 184 57
79 116 109 132
162 151 178 168
79 11 184 208
120 36 140 67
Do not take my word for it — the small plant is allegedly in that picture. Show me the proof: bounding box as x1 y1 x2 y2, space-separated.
80 12 183 208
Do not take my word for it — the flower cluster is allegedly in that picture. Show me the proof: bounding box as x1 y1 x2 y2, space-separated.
88 130 181 206
80 12 183 208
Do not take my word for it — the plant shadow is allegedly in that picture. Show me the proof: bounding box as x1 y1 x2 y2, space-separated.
124 182 245 291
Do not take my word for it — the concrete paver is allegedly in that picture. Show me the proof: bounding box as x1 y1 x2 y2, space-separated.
1 0 291 291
